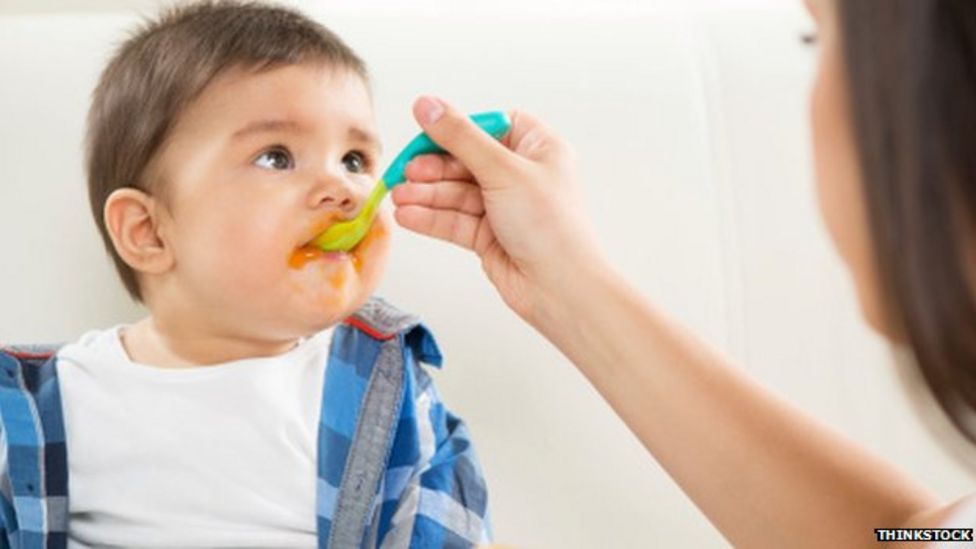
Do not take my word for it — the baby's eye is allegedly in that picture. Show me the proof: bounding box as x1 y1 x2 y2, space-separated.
342 151 369 174
254 146 294 171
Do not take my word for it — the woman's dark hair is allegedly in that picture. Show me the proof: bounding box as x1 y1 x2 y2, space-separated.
837 1 976 442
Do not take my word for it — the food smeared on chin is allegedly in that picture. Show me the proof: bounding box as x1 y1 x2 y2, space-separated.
328 269 347 290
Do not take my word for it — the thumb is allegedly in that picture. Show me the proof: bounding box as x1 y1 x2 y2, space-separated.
413 96 517 186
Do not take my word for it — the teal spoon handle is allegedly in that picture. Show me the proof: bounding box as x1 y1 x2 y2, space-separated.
381 111 511 188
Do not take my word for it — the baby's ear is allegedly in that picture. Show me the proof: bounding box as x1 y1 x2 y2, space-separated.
103 188 174 274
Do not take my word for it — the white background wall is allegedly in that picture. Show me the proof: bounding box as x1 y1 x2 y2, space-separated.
1 1 974 547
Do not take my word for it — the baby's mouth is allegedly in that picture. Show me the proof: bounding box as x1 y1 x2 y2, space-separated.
299 230 362 255
289 243 347 269
289 211 383 270
299 217 345 251
288 224 359 269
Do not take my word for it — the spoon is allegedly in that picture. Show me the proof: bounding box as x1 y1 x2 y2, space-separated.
311 111 511 252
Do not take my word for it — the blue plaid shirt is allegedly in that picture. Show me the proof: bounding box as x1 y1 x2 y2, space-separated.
0 298 490 548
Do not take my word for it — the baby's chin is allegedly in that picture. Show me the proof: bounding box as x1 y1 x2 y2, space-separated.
265 281 373 340
284 261 382 318
277 214 390 331
283 235 390 331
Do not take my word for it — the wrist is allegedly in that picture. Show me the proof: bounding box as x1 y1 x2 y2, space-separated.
525 257 623 345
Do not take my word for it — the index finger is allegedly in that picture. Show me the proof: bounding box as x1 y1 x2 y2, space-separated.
412 96 521 189
405 154 474 182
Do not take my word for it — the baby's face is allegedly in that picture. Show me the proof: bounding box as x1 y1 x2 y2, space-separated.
149 63 390 339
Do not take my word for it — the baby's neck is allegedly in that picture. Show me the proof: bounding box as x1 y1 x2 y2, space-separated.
121 317 301 368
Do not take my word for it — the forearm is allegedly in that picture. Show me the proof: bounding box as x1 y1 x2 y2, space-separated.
530 265 940 547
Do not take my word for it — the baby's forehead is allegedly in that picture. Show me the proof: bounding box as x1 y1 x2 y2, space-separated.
173 62 378 142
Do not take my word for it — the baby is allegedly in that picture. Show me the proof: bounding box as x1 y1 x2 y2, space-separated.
0 2 489 547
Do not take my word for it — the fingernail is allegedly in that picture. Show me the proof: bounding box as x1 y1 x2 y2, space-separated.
416 96 444 125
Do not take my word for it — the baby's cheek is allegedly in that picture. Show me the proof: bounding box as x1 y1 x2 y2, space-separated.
199 250 264 298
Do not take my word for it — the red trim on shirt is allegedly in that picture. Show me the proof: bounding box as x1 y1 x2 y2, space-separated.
343 317 396 341
1 349 54 361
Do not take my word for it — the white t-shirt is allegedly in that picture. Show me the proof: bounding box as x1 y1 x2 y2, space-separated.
56 325 333 548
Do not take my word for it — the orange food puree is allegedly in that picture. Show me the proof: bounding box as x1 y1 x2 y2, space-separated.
328 270 347 290
288 246 325 269
287 246 363 272
288 222 385 271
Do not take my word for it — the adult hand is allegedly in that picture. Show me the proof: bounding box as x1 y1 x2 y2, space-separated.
392 97 606 323
392 98 949 549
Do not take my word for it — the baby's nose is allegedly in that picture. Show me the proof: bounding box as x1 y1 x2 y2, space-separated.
309 173 359 213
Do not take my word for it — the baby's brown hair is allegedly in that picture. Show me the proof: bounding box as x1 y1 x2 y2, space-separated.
86 0 367 302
